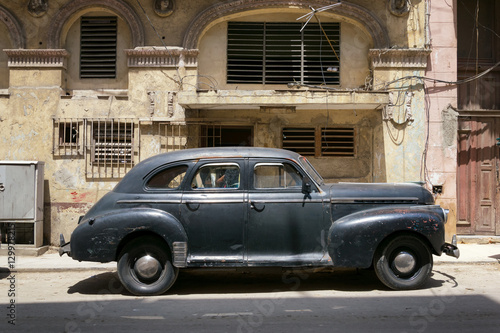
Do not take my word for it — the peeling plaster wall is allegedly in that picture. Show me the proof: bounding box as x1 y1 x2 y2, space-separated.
0 0 444 246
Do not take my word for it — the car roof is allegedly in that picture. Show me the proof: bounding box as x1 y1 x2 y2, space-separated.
114 147 301 192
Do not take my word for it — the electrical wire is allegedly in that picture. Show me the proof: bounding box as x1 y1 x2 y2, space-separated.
378 60 500 90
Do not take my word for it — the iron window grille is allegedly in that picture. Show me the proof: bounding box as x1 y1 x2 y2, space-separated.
201 125 223 147
227 22 340 85
89 119 135 164
52 118 138 178
282 127 355 157
52 118 84 156
80 16 117 79
200 125 253 147
156 123 189 153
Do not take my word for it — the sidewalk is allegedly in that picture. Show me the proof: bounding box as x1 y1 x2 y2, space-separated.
0 244 499 272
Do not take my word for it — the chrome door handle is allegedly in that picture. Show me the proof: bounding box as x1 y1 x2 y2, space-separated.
250 201 265 212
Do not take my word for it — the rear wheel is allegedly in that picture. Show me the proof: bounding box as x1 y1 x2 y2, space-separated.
374 235 433 290
117 236 178 296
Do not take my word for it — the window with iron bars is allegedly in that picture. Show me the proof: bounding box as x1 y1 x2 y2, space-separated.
53 118 138 178
88 119 136 178
282 127 355 157
52 118 84 156
227 22 340 85
156 123 189 153
200 125 253 147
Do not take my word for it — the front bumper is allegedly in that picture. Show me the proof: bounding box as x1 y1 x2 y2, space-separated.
59 234 71 257
442 235 460 258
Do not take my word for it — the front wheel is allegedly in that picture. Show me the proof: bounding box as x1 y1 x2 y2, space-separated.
117 236 178 296
374 235 433 290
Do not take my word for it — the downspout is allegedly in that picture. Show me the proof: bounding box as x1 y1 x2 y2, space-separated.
424 0 431 49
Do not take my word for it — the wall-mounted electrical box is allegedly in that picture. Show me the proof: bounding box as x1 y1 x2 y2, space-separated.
0 161 44 247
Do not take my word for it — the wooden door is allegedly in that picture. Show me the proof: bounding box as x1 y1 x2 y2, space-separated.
457 117 500 235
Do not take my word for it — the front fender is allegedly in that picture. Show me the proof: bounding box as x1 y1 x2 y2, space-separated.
328 205 446 268
70 208 187 263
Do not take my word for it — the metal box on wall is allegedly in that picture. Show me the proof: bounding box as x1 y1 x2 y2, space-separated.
0 161 45 247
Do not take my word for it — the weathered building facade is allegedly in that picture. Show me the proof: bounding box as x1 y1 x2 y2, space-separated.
0 0 467 246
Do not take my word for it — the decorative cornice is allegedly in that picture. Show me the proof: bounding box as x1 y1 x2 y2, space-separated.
47 0 144 49
125 47 199 68
183 0 389 49
369 49 432 69
5 49 69 68
0 5 25 48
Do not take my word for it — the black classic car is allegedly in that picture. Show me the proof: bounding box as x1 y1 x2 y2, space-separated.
60 147 459 296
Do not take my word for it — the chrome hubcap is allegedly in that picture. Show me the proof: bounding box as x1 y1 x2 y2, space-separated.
392 251 416 275
134 255 160 280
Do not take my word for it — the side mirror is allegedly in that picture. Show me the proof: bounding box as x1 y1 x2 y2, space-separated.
302 178 312 194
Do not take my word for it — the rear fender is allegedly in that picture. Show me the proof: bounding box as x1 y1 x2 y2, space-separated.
70 208 187 263
328 205 446 268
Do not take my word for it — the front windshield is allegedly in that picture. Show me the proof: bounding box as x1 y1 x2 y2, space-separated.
299 156 324 186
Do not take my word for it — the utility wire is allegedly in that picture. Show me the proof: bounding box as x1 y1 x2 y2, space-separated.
380 60 500 90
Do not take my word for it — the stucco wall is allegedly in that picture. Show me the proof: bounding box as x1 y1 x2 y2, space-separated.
425 0 458 241
0 0 449 246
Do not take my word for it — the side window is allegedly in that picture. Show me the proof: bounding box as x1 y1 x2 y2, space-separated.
191 164 240 189
146 165 188 189
254 163 303 189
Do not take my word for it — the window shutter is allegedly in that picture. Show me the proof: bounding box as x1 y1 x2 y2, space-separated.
302 22 340 85
321 128 355 156
227 22 340 85
80 16 117 79
227 22 264 84
282 128 316 155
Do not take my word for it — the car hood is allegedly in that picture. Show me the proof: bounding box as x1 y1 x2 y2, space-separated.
326 182 435 205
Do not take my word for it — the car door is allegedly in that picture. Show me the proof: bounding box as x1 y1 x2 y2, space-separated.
247 159 328 265
180 159 245 264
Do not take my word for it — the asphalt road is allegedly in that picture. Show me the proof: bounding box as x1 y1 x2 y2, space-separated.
1 264 499 332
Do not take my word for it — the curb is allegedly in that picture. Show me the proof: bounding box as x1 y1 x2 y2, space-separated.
1 266 116 273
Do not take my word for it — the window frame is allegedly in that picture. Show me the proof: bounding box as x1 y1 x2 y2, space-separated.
144 164 189 191
190 162 242 191
252 162 304 191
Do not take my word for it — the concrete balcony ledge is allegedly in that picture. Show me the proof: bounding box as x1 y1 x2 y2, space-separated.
178 90 389 110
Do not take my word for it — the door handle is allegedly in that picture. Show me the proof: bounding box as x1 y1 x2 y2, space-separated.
250 201 265 212
184 201 200 211
0 183 4 192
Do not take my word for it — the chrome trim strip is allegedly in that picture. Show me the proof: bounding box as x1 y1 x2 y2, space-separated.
251 199 324 204
117 200 180 204
331 197 419 203
182 199 245 204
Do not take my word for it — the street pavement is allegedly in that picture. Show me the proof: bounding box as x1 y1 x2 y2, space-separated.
0 243 499 272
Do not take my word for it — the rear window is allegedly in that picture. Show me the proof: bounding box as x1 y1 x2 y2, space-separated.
146 165 188 189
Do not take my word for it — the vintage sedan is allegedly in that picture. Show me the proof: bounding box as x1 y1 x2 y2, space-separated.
60 147 459 295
